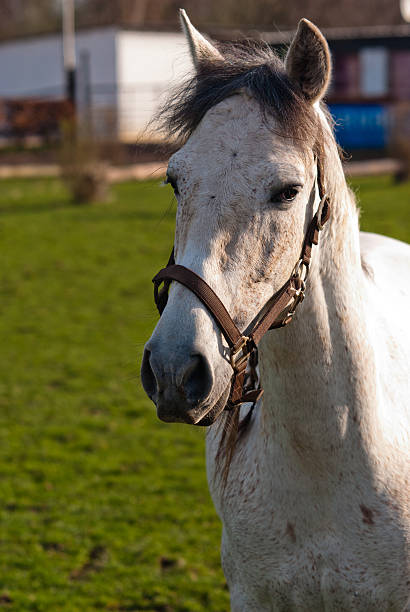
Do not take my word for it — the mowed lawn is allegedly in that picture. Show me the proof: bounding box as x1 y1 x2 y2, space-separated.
0 175 409 611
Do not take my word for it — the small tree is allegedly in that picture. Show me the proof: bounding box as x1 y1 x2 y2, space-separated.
59 120 110 204
390 103 410 183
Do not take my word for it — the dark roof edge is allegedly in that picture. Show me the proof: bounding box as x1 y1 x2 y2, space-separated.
0 23 182 46
0 22 409 48
211 23 410 43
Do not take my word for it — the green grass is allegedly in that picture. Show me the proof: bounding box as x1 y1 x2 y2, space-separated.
350 174 410 242
0 174 408 611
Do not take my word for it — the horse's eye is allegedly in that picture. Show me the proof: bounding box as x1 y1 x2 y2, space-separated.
165 175 179 196
271 186 300 204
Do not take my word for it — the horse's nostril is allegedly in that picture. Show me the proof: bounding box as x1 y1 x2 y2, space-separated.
181 353 213 404
142 346 214 410
141 349 157 400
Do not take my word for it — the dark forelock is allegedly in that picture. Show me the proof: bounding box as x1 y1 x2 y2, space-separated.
156 40 321 149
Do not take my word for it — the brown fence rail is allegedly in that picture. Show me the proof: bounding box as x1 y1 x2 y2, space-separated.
0 98 74 138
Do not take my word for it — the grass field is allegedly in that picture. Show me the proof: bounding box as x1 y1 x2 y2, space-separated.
0 174 409 611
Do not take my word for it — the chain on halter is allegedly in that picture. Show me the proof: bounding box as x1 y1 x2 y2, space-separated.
152 158 330 412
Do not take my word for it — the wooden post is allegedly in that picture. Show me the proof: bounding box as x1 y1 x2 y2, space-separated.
62 0 76 106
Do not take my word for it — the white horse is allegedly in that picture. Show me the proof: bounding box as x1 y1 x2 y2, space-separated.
141 10 410 611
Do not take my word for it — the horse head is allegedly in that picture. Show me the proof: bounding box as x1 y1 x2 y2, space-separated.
141 11 331 426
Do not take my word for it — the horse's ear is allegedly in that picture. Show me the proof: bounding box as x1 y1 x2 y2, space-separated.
179 8 223 69
285 19 331 104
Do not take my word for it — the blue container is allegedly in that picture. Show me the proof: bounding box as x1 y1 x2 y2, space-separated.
329 103 389 150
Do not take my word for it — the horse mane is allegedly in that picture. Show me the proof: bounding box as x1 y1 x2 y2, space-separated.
156 39 320 151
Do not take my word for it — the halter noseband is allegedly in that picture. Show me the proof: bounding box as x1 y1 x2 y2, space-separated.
152 158 330 412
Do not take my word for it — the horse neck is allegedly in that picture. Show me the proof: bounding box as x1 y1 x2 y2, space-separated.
257 126 378 474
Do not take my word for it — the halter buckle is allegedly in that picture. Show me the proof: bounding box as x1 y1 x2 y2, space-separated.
230 336 250 369
292 259 309 283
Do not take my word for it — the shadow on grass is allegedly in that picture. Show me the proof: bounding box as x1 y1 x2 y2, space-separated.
0 200 74 216
0 200 173 224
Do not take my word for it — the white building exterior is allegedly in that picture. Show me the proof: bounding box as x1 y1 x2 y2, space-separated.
0 27 192 141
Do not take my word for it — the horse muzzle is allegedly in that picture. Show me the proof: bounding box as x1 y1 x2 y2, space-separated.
141 342 229 425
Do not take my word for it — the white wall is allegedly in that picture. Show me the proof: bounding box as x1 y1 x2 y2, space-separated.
0 28 117 135
0 27 117 97
0 28 192 141
0 35 65 98
116 31 192 140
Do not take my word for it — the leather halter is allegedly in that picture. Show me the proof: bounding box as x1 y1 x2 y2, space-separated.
152 158 330 412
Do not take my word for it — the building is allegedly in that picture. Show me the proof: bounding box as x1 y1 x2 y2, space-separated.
0 18 409 150
217 23 410 152
326 25 410 151
0 26 191 141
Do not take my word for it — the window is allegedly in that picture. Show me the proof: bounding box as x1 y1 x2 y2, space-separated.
359 47 389 97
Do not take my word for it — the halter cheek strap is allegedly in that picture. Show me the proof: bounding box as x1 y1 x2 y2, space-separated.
152 162 330 411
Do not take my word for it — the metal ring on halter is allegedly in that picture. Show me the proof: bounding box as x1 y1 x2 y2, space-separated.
317 193 328 231
292 259 309 283
295 278 306 296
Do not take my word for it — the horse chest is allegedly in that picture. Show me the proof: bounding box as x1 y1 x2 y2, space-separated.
209 437 409 611
219 493 407 611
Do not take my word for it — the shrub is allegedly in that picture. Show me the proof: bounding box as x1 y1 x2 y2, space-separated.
390 103 410 183
59 120 110 203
